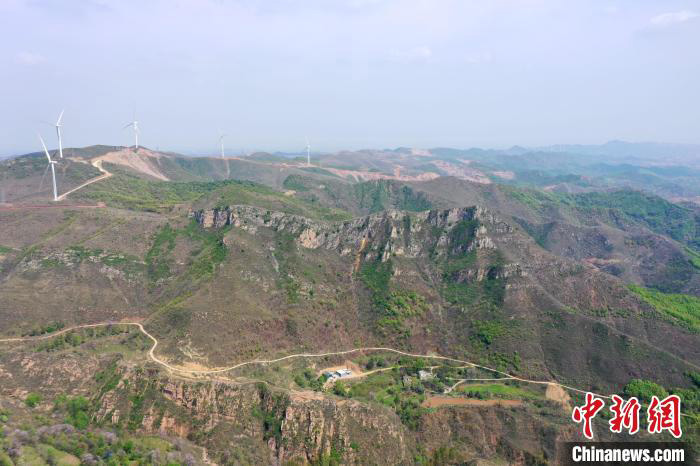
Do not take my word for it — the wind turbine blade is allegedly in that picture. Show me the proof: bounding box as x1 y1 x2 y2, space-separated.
56 109 65 126
38 162 50 191
122 122 134 130
37 133 51 162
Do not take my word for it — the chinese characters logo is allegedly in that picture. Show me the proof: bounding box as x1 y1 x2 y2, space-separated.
571 392 681 439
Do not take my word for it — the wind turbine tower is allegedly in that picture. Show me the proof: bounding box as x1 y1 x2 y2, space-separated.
219 133 226 159
38 134 59 201
55 110 64 159
123 114 140 150
306 137 311 167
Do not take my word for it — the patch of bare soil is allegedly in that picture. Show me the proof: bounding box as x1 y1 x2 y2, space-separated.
318 360 364 377
94 148 170 181
431 160 492 184
545 383 571 411
320 166 440 183
290 390 326 402
422 396 522 408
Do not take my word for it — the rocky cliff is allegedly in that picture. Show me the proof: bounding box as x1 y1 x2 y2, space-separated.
92 366 575 465
191 205 522 273
94 368 411 465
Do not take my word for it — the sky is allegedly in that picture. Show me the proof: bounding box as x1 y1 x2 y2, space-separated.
1 0 699 156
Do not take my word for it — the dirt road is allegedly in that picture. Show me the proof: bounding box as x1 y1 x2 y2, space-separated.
2 319 694 413
56 159 112 201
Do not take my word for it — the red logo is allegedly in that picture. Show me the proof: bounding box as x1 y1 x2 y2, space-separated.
648 395 682 438
572 392 605 439
572 392 683 439
609 395 641 435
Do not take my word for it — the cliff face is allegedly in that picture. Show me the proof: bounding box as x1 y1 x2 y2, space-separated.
94 369 411 465
92 367 575 465
191 205 520 271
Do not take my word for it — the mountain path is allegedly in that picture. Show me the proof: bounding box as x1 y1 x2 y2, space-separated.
0 320 613 399
0 320 696 416
56 159 112 201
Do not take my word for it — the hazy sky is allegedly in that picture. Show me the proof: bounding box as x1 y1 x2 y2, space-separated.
1 0 699 155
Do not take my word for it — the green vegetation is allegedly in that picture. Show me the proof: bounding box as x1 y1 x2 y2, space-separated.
358 260 428 337
442 266 506 311
0 417 192 465
0 245 12 254
253 384 289 445
364 355 388 370
208 180 351 221
688 371 700 388
504 187 700 253
181 221 228 279
94 361 122 398
415 445 459 466
282 174 311 192
472 320 505 346
457 382 539 400
54 395 91 429
76 171 218 212
64 245 143 275
618 375 700 452
448 219 479 253
78 171 351 220
146 224 177 285
353 180 432 213
687 247 700 270
436 219 507 312
629 285 700 332
275 232 304 303
501 185 560 212
344 370 427 430
35 325 133 352
572 190 698 246
24 393 42 408
293 369 325 390
145 220 229 293
23 321 65 337
623 379 668 402
311 447 344 466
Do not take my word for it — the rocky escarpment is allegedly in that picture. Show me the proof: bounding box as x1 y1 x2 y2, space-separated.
92 366 579 465
94 369 410 465
190 205 523 275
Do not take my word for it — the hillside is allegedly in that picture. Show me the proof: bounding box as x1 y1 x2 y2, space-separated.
1 146 700 464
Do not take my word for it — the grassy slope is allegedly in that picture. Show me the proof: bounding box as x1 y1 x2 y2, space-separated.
629 285 700 333
283 175 436 215
0 155 103 203
73 170 352 220
502 187 700 251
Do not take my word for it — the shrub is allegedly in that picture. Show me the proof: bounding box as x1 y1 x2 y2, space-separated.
624 379 668 402
25 393 42 408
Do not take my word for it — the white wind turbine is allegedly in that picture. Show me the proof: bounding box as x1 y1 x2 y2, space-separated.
38 134 59 201
123 113 140 150
219 132 226 159
305 137 311 166
55 110 65 159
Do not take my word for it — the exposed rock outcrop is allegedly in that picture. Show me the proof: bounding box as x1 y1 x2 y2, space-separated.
190 205 521 269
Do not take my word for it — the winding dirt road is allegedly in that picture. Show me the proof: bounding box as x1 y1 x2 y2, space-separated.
2 319 698 418
0 320 612 399
56 159 112 201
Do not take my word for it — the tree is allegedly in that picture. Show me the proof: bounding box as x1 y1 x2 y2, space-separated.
25 393 41 408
